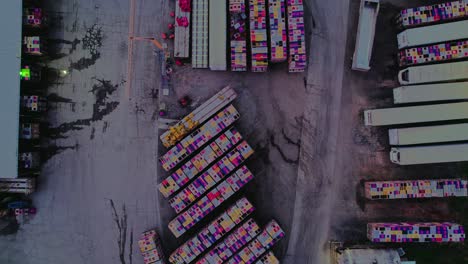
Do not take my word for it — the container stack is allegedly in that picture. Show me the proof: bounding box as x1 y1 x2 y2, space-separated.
396 0 468 28
192 0 209 68
256 251 280 264
168 197 255 263
368 222 466 243
158 128 246 198
399 40 468 66
365 179 468 200
138 229 166 264
269 0 287 62
168 142 255 237
169 165 254 213
230 0 248 71
249 0 269 72
225 220 285 263
287 0 307 72
195 218 261 263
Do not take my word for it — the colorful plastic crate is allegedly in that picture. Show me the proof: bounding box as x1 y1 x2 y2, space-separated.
230 0 248 71
249 0 269 72
399 40 468 66
23 36 43 55
160 105 240 171
21 95 46 112
365 179 468 200
368 222 466 243
397 0 468 28
169 165 254 213
269 0 287 62
23 8 45 26
169 197 255 263
255 251 279 264
287 0 307 72
138 229 166 264
158 128 244 198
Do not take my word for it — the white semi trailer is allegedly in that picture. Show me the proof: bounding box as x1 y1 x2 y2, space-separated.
364 102 468 126
352 0 380 71
209 0 227 71
389 123 468 145
398 61 468 85
393 82 468 104
390 143 468 165
397 20 468 49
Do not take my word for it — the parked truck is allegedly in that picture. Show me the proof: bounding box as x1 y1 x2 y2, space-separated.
287 0 307 72
389 123 468 145
397 20 468 49
352 0 380 71
393 82 468 104
399 39 468 67
398 61 468 85
390 143 468 165
209 0 227 70
364 102 468 126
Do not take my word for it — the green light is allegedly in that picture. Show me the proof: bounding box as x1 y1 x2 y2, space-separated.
20 68 31 80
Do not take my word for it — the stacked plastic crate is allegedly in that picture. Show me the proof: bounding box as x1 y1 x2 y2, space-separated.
192 0 209 68
256 252 280 264
365 179 468 200
158 127 244 198
396 0 468 28
138 229 166 264
249 0 269 72
23 36 42 55
169 198 255 263
225 220 285 263
399 40 468 66
269 0 287 62
287 0 307 72
195 218 261 264
168 142 255 237
21 95 46 112
169 165 254 213
159 106 241 171
230 0 248 71
23 8 44 27
368 222 466 243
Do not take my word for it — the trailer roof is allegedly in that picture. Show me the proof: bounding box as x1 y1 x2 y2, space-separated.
0 1 22 178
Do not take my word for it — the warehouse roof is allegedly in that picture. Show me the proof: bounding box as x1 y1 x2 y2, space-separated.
338 249 402 264
0 1 22 178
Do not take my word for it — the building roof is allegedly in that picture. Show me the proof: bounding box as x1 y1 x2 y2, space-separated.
338 249 402 264
0 1 22 178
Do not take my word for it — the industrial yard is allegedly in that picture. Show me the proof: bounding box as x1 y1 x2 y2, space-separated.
1 0 468 264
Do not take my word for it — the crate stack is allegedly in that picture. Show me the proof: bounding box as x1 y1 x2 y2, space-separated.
396 0 468 28
368 222 466 243
269 0 287 62
287 0 307 72
399 40 468 66
23 8 45 27
169 165 254 213
196 218 261 263
230 0 248 71
168 198 256 263
249 0 269 72
192 0 209 68
21 95 46 112
365 179 468 200
225 220 285 263
167 141 255 237
255 251 280 264
138 230 166 264
23 36 43 55
20 123 40 140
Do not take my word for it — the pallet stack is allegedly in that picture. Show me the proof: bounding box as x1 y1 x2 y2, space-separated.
138 229 166 264
225 220 285 263
195 218 261 263
368 222 466 243
229 0 248 71
269 0 287 62
397 0 468 28
287 0 307 72
399 40 468 66
167 142 255 237
0 178 36 194
169 165 254 213
169 197 255 263
365 179 468 200
249 0 269 72
192 0 209 68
